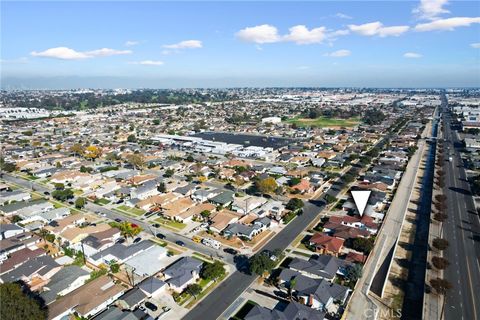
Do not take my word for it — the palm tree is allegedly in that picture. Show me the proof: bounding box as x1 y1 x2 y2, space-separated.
117 222 142 242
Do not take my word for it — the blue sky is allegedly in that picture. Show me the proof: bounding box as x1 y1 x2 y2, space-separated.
1 0 479 88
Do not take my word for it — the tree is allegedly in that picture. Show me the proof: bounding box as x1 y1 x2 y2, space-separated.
157 182 166 193
0 283 47 320
84 145 102 160
69 143 84 157
288 278 297 300
345 264 363 283
75 197 86 209
249 251 277 276
186 155 195 162
432 238 449 250
127 134 137 143
164 168 174 177
186 284 202 299
286 198 304 211
430 278 452 295
53 183 65 190
255 177 277 194
324 194 337 204
126 153 145 171
113 221 142 240
351 237 375 254
201 261 226 281
363 109 386 125
38 228 50 242
110 261 120 273
52 189 74 201
200 210 211 218
431 256 450 269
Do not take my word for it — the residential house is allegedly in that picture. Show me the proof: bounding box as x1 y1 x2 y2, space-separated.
40 265 90 305
47 275 125 320
162 257 203 293
309 233 344 256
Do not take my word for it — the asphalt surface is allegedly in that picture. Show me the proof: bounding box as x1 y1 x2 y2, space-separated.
441 100 480 320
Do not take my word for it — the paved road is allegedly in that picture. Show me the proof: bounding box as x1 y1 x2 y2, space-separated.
441 100 480 320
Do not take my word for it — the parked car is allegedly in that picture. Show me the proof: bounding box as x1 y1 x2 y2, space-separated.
223 248 238 255
114 218 122 223
175 240 185 247
116 238 126 244
152 223 161 228
145 302 158 312
156 233 166 239
133 237 142 243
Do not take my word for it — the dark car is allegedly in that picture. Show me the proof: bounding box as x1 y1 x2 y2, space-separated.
156 233 166 239
114 218 122 223
175 240 185 247
152 223 161 228
223 248 238 255
144 302 158 312
116 238 126 244
133 237 142 243
43 191 50 195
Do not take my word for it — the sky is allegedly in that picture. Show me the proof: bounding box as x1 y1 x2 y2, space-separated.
1 0 480 89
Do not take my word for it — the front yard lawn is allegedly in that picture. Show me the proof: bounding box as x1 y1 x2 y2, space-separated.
154 217 186 231
117 205 145 216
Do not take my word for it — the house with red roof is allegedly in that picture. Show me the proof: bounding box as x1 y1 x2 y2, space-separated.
309 233 344 256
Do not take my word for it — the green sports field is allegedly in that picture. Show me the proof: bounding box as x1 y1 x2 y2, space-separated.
285 116 360 128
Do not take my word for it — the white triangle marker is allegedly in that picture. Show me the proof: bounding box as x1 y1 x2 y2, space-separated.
351 190 371 216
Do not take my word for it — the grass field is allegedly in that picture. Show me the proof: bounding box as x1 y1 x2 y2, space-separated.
154 217 186 231
285 116 360 128
116 205 145 216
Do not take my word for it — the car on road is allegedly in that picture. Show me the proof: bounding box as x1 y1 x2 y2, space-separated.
223 248 238 255
156 233 166 239
133 237 142 243
100 212 107 217
43 191 50 195
116 238 126 244
175 240 185 247
152 223 161 228
114 218 122 223
145 302 158 312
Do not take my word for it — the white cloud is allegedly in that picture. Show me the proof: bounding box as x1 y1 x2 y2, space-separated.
413 0 450 20
131 60 164 66
236 24 328 45
335 13 352 19
125 40 140 46
31 47 132 60
348 22 409 37
163 40 203 49
283 25 326 44
471 43 480 48
236 24 280 44
404 52 423 58
324 49 351 57
415 17 480 31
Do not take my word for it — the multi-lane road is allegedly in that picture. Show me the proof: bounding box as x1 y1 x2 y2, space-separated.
441 101 480 320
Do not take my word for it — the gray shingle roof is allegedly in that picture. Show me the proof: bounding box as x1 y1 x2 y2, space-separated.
40 265 89 304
